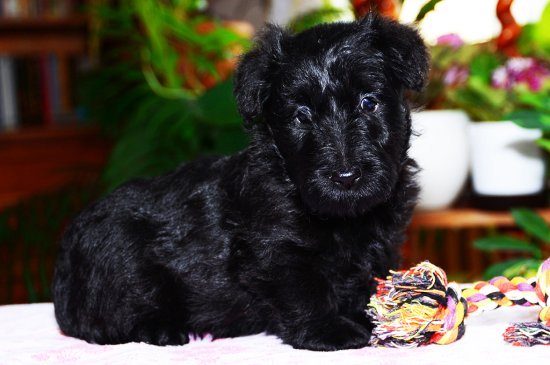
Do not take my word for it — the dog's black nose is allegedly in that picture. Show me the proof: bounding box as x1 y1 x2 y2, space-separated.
330 169 361 189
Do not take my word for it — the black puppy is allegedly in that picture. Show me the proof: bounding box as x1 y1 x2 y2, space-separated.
52 14 428 351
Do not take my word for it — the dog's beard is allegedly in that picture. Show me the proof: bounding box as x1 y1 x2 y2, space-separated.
297 168 397 217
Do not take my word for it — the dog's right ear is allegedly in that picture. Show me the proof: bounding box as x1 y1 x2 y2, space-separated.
234 24 288 125
363 14 430 92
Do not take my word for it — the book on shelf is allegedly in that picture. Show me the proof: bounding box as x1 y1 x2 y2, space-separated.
0 0 89 131
16 56 41 127
39 55 53 126
0 56 18 130
1 0 83 18
0 54 82 131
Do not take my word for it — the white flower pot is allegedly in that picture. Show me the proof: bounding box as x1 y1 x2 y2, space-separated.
469 121 544 196
409 110 470 210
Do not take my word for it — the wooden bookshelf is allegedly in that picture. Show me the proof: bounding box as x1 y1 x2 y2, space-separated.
0 2 103 212
0 125 110 211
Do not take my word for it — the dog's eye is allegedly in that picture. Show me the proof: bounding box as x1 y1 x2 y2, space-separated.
294 108 312 124
360 97 378 113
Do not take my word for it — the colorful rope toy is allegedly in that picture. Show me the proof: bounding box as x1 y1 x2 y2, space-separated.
366 258 550 348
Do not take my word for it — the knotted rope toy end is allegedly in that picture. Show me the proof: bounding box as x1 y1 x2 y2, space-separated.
367 258 550 348
502 258 550 346
366 261 467 348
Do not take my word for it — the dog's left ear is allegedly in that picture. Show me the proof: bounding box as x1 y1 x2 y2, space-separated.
366 15 430 91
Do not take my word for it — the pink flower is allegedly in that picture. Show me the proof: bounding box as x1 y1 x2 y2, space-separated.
444 65 469 86
492 66 509 89
492 57 550 91
436 34 464 49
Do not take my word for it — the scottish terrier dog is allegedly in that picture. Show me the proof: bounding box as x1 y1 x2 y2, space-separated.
52 14 429 351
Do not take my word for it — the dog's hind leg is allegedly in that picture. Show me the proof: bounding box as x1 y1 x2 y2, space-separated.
52 208 190 346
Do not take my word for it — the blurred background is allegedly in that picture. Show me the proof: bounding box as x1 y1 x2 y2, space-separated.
0 0 548 304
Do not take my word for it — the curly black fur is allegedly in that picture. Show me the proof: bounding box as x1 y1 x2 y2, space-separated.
52 14 429 351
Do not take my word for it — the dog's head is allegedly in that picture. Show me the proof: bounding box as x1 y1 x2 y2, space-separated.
234 15 429 217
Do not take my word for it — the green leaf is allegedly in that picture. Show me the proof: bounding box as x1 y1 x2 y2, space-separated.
483 258 541 280
204 125 249 156
474 236 542 259
534 2 550 52
536 137 550 152
290 7 350 33
511 208 550 242
503 259 542 278
449 87 503 121
508 110 550 131
469 52 501 84
517 91 550 112
415 0 444 22
195 79 243 126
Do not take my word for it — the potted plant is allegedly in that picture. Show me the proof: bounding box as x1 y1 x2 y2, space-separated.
408 34 473 211
82 0 253 191
420 2 550 208
503 2 550 157
460 54 548 202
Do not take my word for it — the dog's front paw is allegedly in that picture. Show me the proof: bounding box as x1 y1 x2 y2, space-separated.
285 316 371 351
130 325 189 346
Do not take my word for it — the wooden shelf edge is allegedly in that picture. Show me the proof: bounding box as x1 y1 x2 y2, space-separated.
0 15 89 55
0 124 103 142
411 208 550 229
0 15 88 30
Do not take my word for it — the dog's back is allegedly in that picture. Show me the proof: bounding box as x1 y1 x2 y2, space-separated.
53 154 268 344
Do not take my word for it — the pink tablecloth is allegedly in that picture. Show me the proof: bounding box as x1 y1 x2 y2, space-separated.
0 303 547 365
